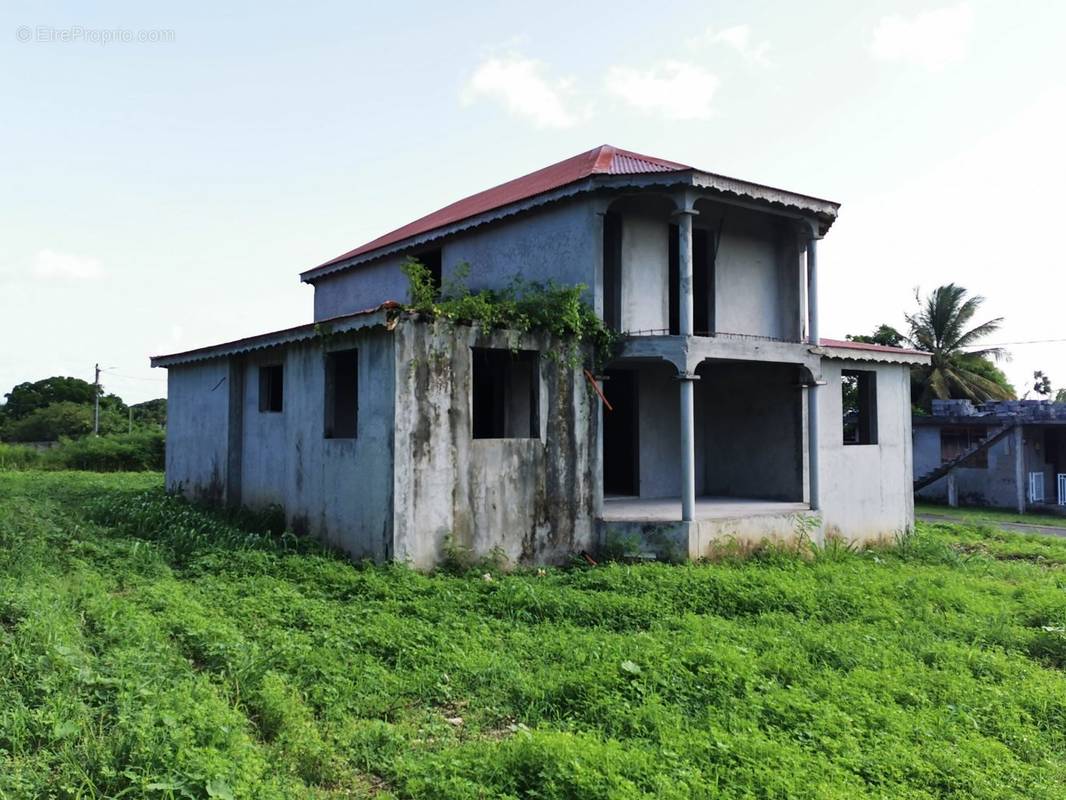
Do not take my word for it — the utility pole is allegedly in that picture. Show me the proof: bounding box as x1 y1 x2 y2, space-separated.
93 363 101 436
128 406 133 434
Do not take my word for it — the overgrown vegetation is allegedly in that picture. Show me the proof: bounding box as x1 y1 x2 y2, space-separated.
400 257 618 369
4 472 1066 798
0 430 164 471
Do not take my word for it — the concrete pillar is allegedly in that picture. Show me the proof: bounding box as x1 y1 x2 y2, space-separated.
679 373 698 522
807 384 820 511
1014 425 1026 513
675 206 697 337
947 472 958 508
806 229 820 345
805 227 821 513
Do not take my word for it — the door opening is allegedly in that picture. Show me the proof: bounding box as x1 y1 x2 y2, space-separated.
603 369 639 496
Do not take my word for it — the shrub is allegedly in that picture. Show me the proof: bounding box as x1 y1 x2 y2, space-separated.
40 430 165 472
4 401 93 442
399 258 619 369
0 442 43 470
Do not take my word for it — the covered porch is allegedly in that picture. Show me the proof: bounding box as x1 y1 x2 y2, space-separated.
596 356 822 558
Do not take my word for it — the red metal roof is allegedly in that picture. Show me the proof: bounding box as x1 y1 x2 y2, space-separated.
314 145 691 271
820 338 927 356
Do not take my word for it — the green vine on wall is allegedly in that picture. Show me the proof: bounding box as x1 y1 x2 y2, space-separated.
400 257 618 370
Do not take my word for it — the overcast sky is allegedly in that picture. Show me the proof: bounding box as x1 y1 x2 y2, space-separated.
1 0 1063 404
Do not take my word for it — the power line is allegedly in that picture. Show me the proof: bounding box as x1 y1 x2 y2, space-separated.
100 368 164 382
961 338 1066 347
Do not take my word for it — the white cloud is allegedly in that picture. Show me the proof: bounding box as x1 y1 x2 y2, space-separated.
870 3 974 71
32 249 103 280
690 24 772 67
605 61 719 121
462 55 581 129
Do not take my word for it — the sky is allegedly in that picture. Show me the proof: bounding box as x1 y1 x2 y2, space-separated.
1 0 1063 404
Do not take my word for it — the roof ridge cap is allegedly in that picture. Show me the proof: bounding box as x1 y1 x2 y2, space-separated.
590 144 617 173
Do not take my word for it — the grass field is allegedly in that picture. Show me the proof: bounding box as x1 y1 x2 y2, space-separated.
4 473 1066 799
915 501 1066 530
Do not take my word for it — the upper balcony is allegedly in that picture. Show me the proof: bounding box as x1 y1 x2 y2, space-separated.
598 193 813 346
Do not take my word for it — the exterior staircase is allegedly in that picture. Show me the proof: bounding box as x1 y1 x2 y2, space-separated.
913 420 1017 492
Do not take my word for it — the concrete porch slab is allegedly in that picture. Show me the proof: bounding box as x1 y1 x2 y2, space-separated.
601 496 810 522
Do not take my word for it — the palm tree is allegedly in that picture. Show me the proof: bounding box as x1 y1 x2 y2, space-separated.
906 284 1014 409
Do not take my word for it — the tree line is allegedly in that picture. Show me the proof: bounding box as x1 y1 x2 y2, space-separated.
0 376 166 443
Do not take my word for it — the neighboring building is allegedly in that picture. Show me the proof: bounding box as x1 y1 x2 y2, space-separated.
152 145 930 568
914 399 1066 511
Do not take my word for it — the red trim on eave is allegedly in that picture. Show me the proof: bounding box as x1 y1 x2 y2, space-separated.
820 338 928 356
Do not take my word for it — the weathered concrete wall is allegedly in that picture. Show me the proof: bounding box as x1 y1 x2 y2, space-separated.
237 330 396 559
713 211 794 339
442 199 599 298
313 255 410 320
620 212 669 333
701 362 804 500
391 320 599 570
634 361 683 498
819 359 914 540
164 360 234 503
312 199 600 321
601 510 820 562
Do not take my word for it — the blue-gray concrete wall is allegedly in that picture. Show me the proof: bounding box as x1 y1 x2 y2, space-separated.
163 327 396 560
312 199 600 322
442 199 599 297
164 359 233 503
238 330 395 559
818 359 915 538
313 255 410 320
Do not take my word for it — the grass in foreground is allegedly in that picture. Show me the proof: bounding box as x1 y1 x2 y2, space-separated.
916 501 1066 530
3 473 1066 799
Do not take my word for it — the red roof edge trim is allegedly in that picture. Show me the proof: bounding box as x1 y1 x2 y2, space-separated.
820 338 928 356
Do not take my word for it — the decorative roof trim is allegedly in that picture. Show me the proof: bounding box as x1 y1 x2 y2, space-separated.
819 338 930 366
150 302 400 368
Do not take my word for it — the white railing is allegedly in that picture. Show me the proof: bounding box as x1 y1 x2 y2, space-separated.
1028 471 1046 504
1058 474 1066 506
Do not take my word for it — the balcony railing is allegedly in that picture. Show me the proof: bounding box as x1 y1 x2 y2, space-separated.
622 329 805 345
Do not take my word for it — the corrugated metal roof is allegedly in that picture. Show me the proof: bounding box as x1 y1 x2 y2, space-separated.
150 302 400 368
819 337 930 365
819 338 926 356
312 145 690 272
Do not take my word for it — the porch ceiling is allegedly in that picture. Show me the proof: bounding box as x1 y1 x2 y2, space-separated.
614 334 823 377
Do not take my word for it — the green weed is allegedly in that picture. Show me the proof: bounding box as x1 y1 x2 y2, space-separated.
3 471 1066 798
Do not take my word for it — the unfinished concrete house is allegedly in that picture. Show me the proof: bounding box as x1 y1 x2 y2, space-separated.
153 145 930 568
914 399 1066 512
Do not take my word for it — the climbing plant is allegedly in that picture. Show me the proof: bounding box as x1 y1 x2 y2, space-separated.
399 257 618 369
